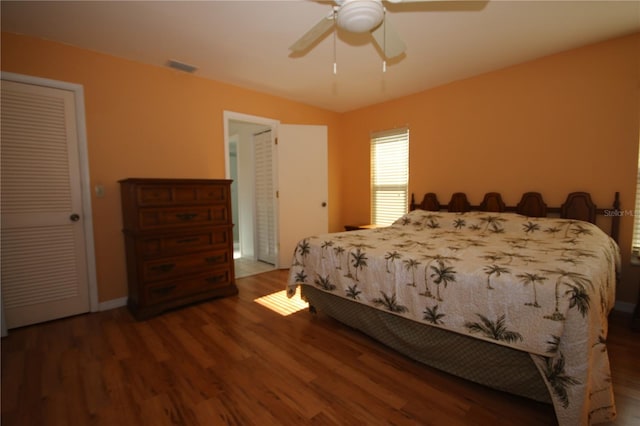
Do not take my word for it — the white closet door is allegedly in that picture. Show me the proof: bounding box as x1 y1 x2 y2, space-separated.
1 80 90 328
254 129 277 265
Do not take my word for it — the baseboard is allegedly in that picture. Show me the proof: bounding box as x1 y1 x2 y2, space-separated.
614 300 637 314
98 297 127 312
613 300 635 313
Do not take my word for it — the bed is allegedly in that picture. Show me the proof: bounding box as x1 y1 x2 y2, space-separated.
287 191 621 426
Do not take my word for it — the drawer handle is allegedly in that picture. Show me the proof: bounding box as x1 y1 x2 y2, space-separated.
177 237 199 244
176 213 198 221
205 255 225 264
150 263 175 273
151 285 176 296
206 275 225 284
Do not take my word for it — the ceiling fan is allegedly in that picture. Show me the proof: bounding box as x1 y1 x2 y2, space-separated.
289 0 438 59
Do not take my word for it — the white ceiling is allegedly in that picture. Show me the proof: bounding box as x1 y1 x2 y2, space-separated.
2 0 639 113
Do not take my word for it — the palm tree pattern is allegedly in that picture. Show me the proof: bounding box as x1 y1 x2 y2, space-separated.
372 291 408 313
287 210 619 422
464 313 523 343
423 304 445 324
540 353 580 408
429 262 457 301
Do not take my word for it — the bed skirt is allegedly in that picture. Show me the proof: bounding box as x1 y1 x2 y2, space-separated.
301 284 552 405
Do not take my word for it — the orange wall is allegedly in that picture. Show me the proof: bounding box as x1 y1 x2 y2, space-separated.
2 32 639 306
0 32 341 302
339 33 640 304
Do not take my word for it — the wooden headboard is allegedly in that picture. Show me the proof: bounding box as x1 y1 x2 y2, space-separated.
410 191 621 243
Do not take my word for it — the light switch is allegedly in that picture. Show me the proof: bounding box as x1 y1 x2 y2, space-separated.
95 185 105 198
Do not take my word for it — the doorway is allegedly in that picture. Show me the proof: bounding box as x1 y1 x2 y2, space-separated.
224 112 278 278
223 111 329 276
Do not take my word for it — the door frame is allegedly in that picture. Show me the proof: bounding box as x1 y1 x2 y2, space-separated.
1 71 99 321
223 110 280 268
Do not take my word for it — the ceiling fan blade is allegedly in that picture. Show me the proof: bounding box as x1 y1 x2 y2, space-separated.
371 17 406 59
385 0 439 3
289 12 335 52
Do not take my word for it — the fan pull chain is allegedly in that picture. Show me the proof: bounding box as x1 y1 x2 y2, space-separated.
382 7 387 73
333 9 338 75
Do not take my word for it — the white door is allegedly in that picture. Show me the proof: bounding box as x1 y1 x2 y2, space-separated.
277 124 328 268
254 129 277 264
1 79 91 328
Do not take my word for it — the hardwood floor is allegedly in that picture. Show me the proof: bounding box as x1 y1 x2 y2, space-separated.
2 269 639 425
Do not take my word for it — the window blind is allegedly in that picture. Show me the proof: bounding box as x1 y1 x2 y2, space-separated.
371 128 409 226
633 150 640 253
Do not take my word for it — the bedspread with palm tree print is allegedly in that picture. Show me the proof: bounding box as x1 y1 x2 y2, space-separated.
287 210 620 425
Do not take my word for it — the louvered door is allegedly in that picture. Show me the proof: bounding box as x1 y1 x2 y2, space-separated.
1 80 90 328
254 130 276 265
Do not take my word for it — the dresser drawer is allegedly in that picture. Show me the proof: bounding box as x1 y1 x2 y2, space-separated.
143 249 231 281
137 184 229 206
139 228 231 257
144 270 232 304
138 205 228 230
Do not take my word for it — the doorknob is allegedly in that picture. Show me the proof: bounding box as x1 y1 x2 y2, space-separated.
321 202 327 207
69 213 80 222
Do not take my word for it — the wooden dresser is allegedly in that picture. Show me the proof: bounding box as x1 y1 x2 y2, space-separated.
119 178 237 319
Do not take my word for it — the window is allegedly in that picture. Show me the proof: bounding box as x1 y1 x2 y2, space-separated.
371 128 409 225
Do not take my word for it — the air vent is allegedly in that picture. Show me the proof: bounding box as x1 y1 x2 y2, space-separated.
166 59 198 73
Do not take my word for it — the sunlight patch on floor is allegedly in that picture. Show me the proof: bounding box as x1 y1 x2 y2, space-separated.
254 290 308 316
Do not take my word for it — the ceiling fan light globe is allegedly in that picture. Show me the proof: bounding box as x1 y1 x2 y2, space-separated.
336 0 384 33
